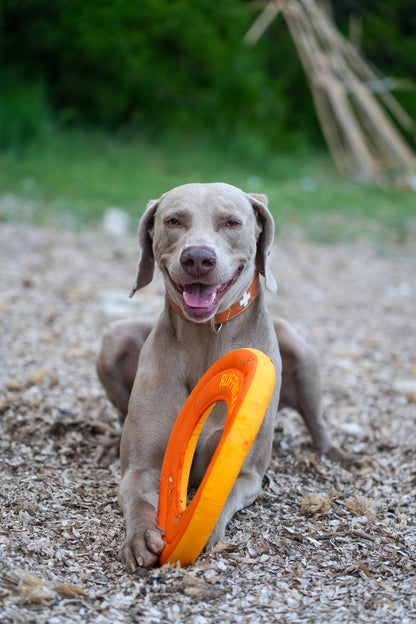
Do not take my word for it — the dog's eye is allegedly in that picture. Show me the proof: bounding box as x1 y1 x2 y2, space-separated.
224 219 240 228
166 217 182 227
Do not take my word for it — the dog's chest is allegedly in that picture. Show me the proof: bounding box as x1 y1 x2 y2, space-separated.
181 331 231 393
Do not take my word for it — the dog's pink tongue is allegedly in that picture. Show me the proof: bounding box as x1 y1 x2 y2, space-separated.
183 283 217 308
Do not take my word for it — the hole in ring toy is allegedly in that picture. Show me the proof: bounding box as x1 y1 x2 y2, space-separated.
158 348 276 567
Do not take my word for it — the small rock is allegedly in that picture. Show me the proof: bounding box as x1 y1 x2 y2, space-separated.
338 422 365 437
102 207 130 236
393 378 416 402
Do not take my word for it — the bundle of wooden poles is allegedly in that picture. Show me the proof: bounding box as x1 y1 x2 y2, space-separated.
245 0 416 186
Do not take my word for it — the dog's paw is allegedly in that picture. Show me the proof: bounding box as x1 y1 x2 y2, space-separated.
324 445 360 469
120 523 165 572
205 522 227 552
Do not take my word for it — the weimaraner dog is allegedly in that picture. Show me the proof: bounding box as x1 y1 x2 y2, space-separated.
97 182 346 572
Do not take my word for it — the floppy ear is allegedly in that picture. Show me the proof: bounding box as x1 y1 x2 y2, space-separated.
129 198 160 298
248 193 278 294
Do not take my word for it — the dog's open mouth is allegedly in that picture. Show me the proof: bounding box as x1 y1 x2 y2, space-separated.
168 265 243 319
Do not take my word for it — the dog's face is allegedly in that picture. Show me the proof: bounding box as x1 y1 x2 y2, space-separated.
131 183 277 323
153 184 261 322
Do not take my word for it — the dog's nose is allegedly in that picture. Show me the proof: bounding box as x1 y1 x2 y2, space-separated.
180 246 217 277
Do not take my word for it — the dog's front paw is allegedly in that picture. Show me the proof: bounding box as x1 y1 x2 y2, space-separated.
120 522 165 572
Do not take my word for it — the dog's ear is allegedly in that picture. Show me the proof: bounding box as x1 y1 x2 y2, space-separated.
129 198 160 298
248 193 278 294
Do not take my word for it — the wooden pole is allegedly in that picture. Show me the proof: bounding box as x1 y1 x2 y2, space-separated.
244 0 416 182
244 0 287 45
283 1 378 177
303 0 416 169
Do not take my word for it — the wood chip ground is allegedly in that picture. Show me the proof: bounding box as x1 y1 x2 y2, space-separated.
1 224 415 623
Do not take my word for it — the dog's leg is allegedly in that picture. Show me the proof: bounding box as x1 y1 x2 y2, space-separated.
206 469 264 549
201 408 276 550
119 357 190 571
275 318 348 465
118 467 165 570
96 319 153 419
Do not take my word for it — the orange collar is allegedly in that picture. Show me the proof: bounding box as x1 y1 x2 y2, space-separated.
168 273 259 326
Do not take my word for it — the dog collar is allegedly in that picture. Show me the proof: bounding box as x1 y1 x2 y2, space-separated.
168 272 259 326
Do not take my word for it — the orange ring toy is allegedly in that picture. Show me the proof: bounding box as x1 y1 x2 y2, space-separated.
158 348 275 567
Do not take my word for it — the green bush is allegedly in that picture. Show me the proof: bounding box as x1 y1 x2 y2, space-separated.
0 0 293 144
0 1 414 149
0 78 52 149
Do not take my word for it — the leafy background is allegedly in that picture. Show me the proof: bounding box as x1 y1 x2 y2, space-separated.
1 0 415 147
0 1 415 241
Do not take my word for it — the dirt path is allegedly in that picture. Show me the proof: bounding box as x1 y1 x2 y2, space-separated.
1 224 415 623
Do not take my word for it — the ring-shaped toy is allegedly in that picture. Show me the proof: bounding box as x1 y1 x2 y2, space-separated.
158 348 276 567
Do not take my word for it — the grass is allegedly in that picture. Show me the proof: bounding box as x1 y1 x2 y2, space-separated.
1 127 415 245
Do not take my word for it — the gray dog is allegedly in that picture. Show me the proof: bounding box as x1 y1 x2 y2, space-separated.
97 182 345 572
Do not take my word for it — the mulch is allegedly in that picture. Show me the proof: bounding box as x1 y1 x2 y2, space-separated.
0 223 415 623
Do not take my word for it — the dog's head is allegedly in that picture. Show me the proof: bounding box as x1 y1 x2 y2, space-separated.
130 182 277 323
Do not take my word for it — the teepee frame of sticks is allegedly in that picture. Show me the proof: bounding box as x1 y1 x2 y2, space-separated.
244 0 416 186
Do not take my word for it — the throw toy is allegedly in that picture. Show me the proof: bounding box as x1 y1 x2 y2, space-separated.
158 348 275 567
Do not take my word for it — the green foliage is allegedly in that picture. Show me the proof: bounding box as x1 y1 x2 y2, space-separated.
0 1 415 149
0 0 292 146
0 77 52 148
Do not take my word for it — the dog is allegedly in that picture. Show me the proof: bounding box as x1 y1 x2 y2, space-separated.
97 182 346 572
